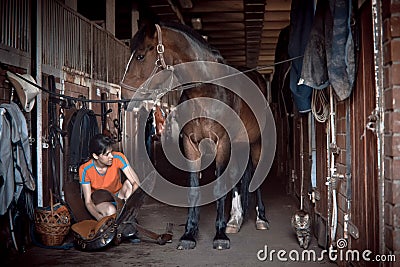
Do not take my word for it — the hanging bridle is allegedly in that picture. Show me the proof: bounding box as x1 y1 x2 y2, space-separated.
120 24 173 93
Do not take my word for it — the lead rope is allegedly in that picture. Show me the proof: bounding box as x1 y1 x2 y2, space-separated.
311 88 329 123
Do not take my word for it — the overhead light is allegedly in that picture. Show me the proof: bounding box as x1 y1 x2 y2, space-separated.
202 35 208 41
191 18 202 30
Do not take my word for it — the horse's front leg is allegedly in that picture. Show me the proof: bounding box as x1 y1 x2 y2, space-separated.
213 165 230 249
226 186 243 233
177 172 200 250
178 133 200 250
251 141 270 230
255 187 270 230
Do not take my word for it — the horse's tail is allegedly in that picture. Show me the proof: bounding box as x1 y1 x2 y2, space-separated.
240 157 253 219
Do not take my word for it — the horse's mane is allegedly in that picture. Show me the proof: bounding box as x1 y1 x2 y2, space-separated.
130 21 224 63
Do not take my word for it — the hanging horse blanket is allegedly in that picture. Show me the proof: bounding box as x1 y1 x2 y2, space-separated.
0 102 35 215
287 0 315 113
300 0 356 101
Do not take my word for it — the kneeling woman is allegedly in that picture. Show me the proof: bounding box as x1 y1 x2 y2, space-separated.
79 134 140 221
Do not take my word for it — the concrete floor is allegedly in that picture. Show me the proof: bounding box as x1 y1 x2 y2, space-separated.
4 175 338 267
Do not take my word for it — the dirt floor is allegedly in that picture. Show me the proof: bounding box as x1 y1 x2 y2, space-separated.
4 174 338 267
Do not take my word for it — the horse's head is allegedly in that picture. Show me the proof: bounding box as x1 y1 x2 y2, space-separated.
121 22 223 92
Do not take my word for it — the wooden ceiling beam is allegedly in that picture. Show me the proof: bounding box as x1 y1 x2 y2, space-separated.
187 12 244 22
261 29 281 37
208 38 245 44
221 51 246 56
262 21 290 30
207 31 245 38
201 23 244 31
213 45 246 50
187 1 243 13
143 0 292 75
265 1 291 11
264 11 290 21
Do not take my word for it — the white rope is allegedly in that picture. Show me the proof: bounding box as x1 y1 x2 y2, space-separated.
311 88 329 123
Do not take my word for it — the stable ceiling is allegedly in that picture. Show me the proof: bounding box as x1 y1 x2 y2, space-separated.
139 0 292 75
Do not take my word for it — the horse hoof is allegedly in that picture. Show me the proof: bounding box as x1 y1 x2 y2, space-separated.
213 239 230 250
226 216 242 234
256 219 270 230
177 239 196 250
225 225 239 234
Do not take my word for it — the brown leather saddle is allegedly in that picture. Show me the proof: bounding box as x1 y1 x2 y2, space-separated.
71 188 173 251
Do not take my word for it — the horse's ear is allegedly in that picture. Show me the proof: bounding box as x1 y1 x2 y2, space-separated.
138 17 158 38
145 23 157 38
130 22 157 52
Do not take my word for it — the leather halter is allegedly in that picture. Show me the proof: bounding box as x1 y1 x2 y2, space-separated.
120 24 172 93
155 24 168 69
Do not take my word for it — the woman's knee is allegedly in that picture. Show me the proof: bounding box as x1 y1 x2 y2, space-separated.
97 202 117 216
105 204 117 216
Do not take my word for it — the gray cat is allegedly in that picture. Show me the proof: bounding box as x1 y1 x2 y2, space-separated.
291 210 311 249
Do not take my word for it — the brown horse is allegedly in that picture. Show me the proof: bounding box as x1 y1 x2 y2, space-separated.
121 22 272 250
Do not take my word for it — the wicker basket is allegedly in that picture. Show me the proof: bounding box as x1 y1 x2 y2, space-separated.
34 190 71 246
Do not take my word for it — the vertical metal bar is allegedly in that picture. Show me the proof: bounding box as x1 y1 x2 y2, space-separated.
13 0 17 48
36 0 44 208
1 0 3 46
90 23 93 79
74 14 77 70
72 13 75 70
19 0 22 51
299 116 304 211
10 0 14 48
371 0 385 255
58 1 61 69
50 0 53 67
25 0 29 53
21 0 25 50
19 0 23 51
80 21 83 72
9 0 12 47
6 0 10 47
16 0 20 50
59 79 65 200
106 35 109 83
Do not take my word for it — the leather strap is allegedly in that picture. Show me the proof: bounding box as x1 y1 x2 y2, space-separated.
129 221 173 245
114 188 173 245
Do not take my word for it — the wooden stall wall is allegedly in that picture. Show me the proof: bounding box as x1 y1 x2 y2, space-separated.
292 2 381 265
39 0 130 206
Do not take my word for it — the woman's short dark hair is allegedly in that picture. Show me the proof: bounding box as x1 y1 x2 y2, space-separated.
89 134 114 157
